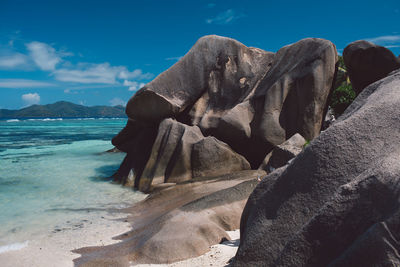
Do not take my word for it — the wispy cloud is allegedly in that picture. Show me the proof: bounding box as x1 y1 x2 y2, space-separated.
26 41 63 71
53 63 152 84
53 63 122 84
365 35 400 47
63 88 80 94
21 92 40 106
123 80 146 91
385 45 400 48
207 3 216 8
1 39 153 92
165 56 183 61
0 53 30 69
109 97 126 106
0 79 55 88
118 69 153 80
64 84 116 91
206 9 246 25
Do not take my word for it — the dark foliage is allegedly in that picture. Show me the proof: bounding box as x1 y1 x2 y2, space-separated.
329 56 356 116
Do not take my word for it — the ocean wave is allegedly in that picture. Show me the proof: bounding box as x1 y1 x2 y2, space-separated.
6 119 19 122
0 241 29 254
42 118 63 121
26 118 63 121
76 118 96 120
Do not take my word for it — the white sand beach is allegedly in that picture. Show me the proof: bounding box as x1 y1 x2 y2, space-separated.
0 211 132 267
0 209 239 267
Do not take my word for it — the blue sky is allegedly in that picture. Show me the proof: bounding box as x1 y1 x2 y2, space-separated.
0 0 399 109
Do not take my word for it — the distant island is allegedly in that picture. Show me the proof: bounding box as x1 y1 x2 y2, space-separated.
0 101 127 119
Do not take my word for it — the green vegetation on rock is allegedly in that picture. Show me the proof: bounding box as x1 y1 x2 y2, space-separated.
329 56 356 117
330 83 356 116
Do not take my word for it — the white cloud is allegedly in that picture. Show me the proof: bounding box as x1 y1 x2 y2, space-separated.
0 53 30 69
123 80 146 91
365 35 400 47
0 79 54 88
53 63 153 84
66 84 116 90
109 97 126 106
63 88 79 94
53 63 120 84
26 41 62 71
2 39 153 89
21 93 40 106
165 56 183 61
118 69 153 80
385 45 400 48
206 9 246 25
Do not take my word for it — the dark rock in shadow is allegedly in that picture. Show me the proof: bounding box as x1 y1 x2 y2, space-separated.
343 40 400 95
233 69 400 266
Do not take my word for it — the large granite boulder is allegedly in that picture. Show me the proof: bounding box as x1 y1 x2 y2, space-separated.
251 38 337 148
233 69 400 266
113 35 337 191
126 35 275 123
138 118 251 192
343 40 400 94
213 38 337 167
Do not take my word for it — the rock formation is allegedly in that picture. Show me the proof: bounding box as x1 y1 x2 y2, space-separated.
233 69 400 266
75 35 345 265
112 35 337 192
137 118 250 192
343 40 400 94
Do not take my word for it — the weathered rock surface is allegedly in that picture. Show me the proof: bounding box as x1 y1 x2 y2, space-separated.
343 40 400 94
233 69 400 266
126 35 275 123
137 118 250 192
250 38 337 151
113 35 337 190
111 119 158 187
192 136 251 178
259 133 306 172
138 118 204 192
74 170 266 266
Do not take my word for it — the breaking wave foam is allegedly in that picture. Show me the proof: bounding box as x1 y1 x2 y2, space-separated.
0 241 29 254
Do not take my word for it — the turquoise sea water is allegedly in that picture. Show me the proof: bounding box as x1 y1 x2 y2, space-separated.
0 118 144 248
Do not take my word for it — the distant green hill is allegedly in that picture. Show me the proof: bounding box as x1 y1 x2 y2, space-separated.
0 101 126 118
